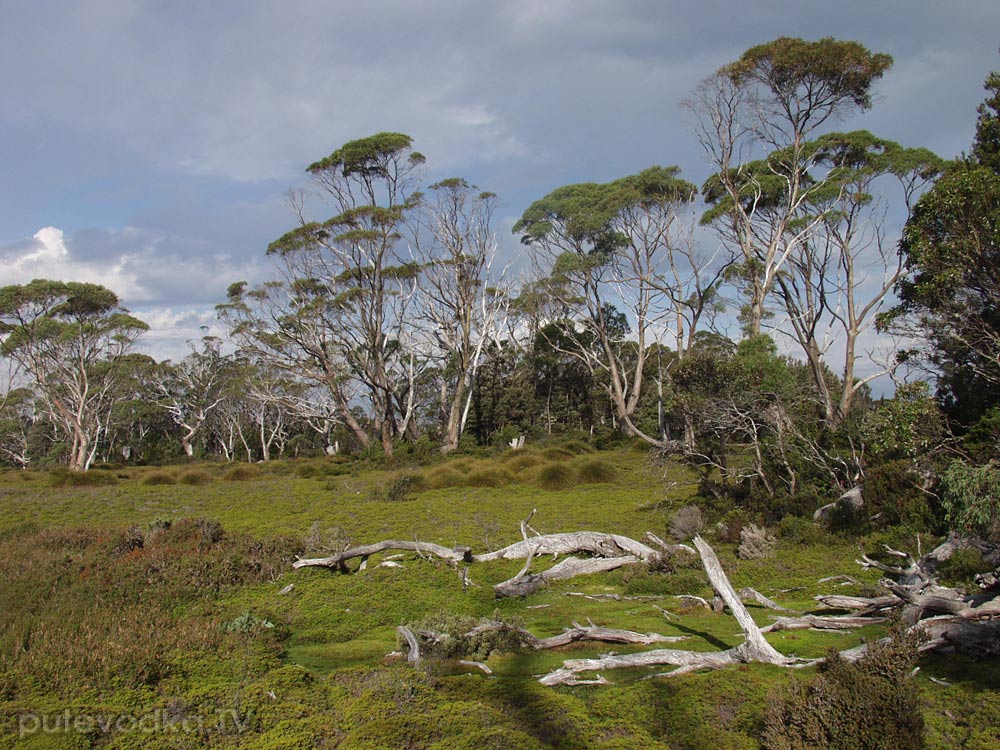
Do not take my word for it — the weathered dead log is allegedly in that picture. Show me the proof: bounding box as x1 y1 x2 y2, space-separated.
539 648 742 686
459 618 687 650
397 625 421 666
761 614 887 633
294 540 472 571
738 587 797 613
493 555 641 598
475 532 658 563
814 594 902 615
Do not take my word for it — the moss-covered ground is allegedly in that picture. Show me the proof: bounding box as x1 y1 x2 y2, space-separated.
1 445 997 748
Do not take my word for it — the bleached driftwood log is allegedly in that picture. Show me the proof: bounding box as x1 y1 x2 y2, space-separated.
494 555 642 598
294 540 472 571
474 531 659 563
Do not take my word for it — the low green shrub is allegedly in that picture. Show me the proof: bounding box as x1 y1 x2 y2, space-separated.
938 547 988 586
763 619 925 749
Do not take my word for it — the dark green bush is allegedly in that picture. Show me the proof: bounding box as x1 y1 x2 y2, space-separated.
763 620 925 750
938 547 988 585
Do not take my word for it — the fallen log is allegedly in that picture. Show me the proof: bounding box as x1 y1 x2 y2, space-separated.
814 594 901 615
494 555 641 598
761 614 887 633
475 531 658 563
294 540 472 571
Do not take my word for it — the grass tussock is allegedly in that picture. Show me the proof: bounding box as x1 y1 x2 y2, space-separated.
536 461 575 490
177 468 214 485
47 467 118 487
0 518 299 699
222 464 262 481
465 467 515 488
141 469 177 485
498 449 543 474
574 457 618 484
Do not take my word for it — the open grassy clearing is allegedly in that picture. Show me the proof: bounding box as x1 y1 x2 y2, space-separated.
1 445 997 749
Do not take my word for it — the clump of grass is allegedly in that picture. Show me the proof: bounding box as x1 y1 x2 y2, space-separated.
536 461 575 490
575 457 617 484
465 467 514 488
222 464 261 482
47 468 118 487
141 470 177 486
177 469 213 485
498 449 543 475
540 447 574 462
425 468 465 490
560 439 595 455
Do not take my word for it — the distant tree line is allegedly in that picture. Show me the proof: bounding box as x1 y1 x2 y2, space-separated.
1 38 998 538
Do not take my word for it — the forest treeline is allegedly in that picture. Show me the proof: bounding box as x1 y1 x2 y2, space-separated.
2 38 999 537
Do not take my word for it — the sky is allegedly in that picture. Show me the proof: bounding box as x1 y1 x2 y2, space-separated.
1 0 999 369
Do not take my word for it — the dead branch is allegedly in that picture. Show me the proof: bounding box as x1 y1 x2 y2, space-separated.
475 531 659 563
760 614 887 633
397 625 421 666
494 555 641 598
294 540 472 571
737 587 797 612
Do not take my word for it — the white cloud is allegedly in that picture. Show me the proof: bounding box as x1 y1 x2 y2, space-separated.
5 226 146 299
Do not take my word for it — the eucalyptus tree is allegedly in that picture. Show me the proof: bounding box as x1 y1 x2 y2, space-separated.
412 178 509 451
774 132 944 427
0 387 34 467
0 280 148 470
157 336 232 457
687 37 893 335
221 132 425 456
515 166 717 445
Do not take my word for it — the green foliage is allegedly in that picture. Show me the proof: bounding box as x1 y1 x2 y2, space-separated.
889 69 1000 424
937 547 988 586
862 383 945 462
939 461 1000 540
860 459 942 532
725 37 892 111
763 619 925 749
